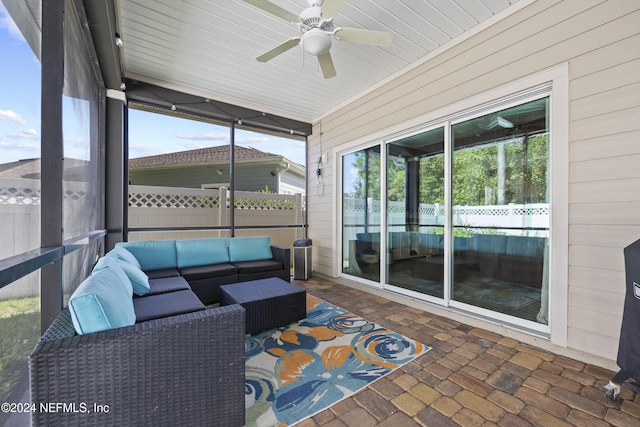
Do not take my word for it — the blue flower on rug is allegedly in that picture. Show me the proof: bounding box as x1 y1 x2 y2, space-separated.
272 347 389 425
244 294 430 427
304 296 349 325
245 335 265 360
245 366 278 426
262 329 319 356
354 329 426 367
326 312 377 335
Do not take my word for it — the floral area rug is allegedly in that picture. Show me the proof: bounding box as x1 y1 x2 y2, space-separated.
244 294 430 427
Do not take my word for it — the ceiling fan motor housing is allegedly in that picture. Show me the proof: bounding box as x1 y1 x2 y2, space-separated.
299 5 335 56
299 6 334 31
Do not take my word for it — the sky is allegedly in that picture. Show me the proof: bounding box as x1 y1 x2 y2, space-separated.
129 109 305 165
0 2 41 164
0 3 305 166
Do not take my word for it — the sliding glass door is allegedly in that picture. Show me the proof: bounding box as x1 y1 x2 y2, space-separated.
340 93 550 329
342 146 381 283
386 127 445 299
451 98 550 323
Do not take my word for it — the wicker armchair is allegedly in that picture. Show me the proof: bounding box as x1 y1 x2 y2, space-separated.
29 304 246 427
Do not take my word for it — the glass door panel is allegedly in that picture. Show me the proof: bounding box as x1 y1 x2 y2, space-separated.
342 146 381 282
386 128 445 298
451 98 550 324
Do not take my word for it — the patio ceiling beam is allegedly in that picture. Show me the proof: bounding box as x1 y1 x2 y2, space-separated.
83 0 123 91
124 79 313 137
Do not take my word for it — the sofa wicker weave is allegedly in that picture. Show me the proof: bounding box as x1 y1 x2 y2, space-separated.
29 304 246 427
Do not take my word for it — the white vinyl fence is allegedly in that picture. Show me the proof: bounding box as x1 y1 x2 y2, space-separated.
1 181 305 299
0 177 102 299
343 198 549 258
127 185 305 248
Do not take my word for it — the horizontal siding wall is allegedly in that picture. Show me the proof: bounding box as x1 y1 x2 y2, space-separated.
307 0 640 364
307 135 334 275
566 0 640 360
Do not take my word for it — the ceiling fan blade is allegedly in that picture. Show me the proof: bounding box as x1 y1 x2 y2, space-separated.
317 52 336 79
242 0 299 23
335 27 393 46
257 37 300 62
321 0 347 19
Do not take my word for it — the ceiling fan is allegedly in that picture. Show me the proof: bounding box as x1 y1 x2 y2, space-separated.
478 115 514 130
243 0 394 79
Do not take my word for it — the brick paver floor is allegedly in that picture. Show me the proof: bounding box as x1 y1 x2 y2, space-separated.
291 276 640 427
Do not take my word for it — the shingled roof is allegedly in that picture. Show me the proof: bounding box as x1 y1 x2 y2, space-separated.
0 159 40 178
0 158 92 179
128 145 280 168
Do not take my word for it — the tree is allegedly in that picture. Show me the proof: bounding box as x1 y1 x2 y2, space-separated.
348 132 548 207
349 150 406 202
419 154 445 204
350 150 381 200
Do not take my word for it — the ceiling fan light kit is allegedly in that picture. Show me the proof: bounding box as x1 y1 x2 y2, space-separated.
244 0 393 79
478 115 514 130
302 28 332 56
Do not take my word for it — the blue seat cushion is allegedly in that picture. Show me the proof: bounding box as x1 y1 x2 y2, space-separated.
505 236 544 258
179 264 237 281
146 276 191 296
228 236 273 262
133 290 205 322
356 233 380 243
471 234 507 254
231 259 283 274
145 268 181 279
176 238 229 269
116 240 178 271
68 264 136 335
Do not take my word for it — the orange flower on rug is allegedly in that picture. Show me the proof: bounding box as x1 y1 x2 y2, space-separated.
244 294 430 426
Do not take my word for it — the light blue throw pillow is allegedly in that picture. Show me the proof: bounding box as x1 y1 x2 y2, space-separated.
94 257 149 296
228 236 272 262
115 240 177 271
104 246 142 270
68 264 136 335
176 238 229 269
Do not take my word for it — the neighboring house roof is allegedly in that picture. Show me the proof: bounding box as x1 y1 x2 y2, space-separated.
129 145 301 170
0 158 89 179
0 146 304 178
0 159 41 178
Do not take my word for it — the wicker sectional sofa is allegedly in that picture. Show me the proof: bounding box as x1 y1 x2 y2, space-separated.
29 236 290 426
353 232 547 288
117 236 291 305
29 305 246 427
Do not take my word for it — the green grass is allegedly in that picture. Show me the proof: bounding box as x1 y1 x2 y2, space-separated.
0 296 40 422
0 295 39 319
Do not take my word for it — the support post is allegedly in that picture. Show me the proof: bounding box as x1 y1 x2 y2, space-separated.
40 0 65 333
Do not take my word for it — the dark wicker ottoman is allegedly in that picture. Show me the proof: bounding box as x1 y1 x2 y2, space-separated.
220 278 306 334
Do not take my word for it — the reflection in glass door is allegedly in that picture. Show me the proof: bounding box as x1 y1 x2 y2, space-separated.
342 146 381 282
339 94 551 328
386 128 445 299
451 98 550 324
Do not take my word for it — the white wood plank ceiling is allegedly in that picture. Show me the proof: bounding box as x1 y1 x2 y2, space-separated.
116 0 522 123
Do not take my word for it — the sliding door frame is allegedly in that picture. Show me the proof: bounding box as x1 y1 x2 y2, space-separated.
336 64 569 342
